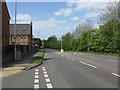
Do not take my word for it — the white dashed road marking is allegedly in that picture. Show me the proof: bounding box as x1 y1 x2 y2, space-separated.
35 72 39 75
79 61 97 68
34 84 39 89
35 75 39 78
34 69 39 89
44 75 49 78
42 66 53 88
112 73 120 77
43 72 47 74
34 79 39 83
72 59 75 61
45 78 51 82
35 69 38 72
47 83 53 88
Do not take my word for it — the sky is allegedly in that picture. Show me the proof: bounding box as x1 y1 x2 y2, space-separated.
6 0 112 40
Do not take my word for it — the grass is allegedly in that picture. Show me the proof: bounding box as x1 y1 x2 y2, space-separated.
32 50 45 64
69 50 120 56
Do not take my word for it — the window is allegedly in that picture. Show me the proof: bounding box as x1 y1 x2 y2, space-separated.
13 36 15 40
20 36 23 41
24 36 27 40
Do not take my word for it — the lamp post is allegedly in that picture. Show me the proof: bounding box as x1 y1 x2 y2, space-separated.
86 20 89 51
14 0 17 61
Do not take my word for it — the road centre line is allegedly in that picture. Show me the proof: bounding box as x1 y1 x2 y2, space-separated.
35 75 39 78
35 72 39 75
45 78 51 82
34 79 39 83
34 84 39 89
46 83 53 88
79 61 97 68
112 73 120 77
42 67 53 88
34 69 39 89
35 69 39 72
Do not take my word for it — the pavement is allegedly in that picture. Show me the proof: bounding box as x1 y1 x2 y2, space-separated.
2 49 119 89
0 51 42 78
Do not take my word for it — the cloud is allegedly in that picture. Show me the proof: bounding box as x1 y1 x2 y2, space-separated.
84 12 99 18
71 16 80 20
33 17 67 30
12 14 32 21
54 8 73 16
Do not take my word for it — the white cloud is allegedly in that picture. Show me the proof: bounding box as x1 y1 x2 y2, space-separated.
54 8 73 16
84 12 99 18
71 16 80 20
12 14 32 21
33 17 67 30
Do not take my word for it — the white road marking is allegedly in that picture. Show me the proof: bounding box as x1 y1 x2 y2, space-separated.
72 59 75 61
35 69 39 72
79 61 97 68
46 83 53 88
42 67 46 69
35 75 39 78
67 57 70 58
74 53 77 54
43 72 47 74
106 59 118 62
43 68 46 71
45 78 51 82
34 79 39 83
34 84 39 89
35 72 39 75
112 73 120 77
44 75 49 78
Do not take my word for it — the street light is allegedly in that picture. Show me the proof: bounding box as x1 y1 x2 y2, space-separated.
14 0 17 61
86 20 89 51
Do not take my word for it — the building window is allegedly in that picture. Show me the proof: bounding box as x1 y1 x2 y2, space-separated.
24 36 27 40
13 36 15 40
20 36 23 41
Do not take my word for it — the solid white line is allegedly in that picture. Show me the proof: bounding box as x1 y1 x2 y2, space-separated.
35 75 39 78
46 83 53 88
112 73 120 77
44 75 49 78
45 78 51 82
34 84 39 89
34 79 39 83
35 69 39 72
35 72 39 75
79 61 97 68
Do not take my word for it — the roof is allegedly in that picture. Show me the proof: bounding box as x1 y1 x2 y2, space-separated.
10 24 32 35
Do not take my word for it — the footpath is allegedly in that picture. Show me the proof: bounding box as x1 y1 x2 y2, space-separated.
0 50 42 78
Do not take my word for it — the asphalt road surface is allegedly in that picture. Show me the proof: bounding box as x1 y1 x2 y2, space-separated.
2 49 119 89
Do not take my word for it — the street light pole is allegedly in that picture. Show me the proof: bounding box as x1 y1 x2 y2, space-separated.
86 20 89 51
14 0 17 61
61 37 62 50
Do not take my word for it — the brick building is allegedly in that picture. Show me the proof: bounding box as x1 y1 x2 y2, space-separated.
0 1 11 67
10 22 33 52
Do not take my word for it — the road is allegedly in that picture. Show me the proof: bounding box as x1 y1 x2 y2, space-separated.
2 49 119 89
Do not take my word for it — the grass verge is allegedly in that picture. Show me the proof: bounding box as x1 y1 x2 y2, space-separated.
69 50 120 56
32 50 45 64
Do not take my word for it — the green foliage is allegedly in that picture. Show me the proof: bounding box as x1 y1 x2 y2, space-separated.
32 38 42 47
